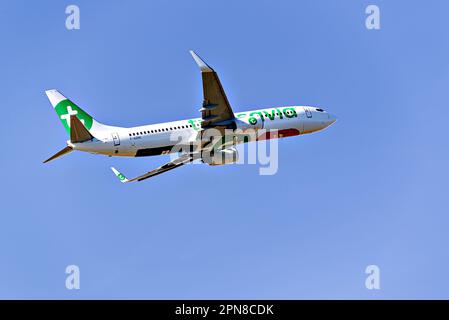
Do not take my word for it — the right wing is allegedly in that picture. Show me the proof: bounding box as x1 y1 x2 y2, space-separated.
111 154 196 183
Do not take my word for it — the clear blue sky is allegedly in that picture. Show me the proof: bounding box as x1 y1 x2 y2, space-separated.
0 0 448 299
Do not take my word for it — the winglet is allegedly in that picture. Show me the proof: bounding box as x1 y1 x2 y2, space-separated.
111 167 129 183
189 50 213 72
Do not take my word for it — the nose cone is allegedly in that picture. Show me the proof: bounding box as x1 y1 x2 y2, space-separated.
326 113 337 126
302 108 337 134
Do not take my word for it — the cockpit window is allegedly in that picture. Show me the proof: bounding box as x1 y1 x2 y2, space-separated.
316 108 324 112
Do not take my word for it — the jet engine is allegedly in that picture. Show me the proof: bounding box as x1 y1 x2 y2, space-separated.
202 147 239 166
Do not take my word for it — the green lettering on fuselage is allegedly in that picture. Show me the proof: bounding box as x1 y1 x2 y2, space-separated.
189 107 299 129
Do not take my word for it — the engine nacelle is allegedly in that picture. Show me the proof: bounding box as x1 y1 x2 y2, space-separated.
202 148 239 166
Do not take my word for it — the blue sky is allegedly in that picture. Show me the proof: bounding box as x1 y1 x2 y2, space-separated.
0 0 448 299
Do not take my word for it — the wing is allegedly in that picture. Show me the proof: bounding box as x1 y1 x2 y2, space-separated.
111 154 195 183
190 51 235 128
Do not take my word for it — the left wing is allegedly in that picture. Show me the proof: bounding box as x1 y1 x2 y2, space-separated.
111 154 195 183
190 51 235 128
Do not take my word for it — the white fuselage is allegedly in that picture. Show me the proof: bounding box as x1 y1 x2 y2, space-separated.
71 106 336 157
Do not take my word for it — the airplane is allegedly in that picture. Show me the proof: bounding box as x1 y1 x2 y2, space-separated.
44 51 337 182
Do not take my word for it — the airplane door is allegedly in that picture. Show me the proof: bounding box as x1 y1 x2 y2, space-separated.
112 132 120 146
305 107 313 118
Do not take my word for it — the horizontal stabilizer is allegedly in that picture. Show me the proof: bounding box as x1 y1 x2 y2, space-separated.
70 115 94 143
43 146 73 164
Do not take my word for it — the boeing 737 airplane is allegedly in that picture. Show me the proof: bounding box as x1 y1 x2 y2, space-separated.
44 51 336 182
